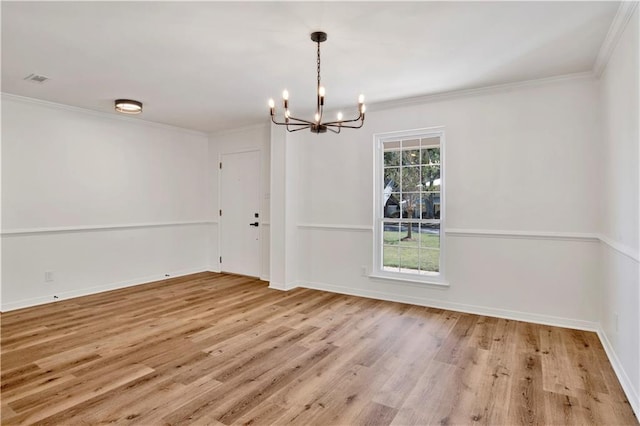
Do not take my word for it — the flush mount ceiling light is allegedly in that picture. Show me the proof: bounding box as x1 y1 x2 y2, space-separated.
115 99 143 114
268 31 365 134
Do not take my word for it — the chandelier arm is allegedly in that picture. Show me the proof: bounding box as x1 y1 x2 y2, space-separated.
271 116 308 126
326 120 365 129
336 122 365 129
322 114 364 126
286 115 316 125
326 126 341 134
271 116 288 126
287 125 311 132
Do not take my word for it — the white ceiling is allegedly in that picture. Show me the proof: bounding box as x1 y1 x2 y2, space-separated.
2 1 619 133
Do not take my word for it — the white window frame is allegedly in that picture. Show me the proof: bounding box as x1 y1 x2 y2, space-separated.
372 127 447 286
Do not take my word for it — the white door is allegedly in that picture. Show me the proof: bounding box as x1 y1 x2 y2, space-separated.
219 150 261 277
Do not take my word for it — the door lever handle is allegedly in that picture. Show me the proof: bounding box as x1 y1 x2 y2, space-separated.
249 222 259 227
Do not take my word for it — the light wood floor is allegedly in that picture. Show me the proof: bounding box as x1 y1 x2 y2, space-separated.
1 272 637 425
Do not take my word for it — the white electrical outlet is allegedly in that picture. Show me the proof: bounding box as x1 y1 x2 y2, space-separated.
45 271 54 282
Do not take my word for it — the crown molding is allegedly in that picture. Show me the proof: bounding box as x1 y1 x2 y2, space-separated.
368 71 595 113
1 92 208 137
593 1 639 77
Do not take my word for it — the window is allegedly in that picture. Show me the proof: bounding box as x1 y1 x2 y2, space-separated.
373 128 446 285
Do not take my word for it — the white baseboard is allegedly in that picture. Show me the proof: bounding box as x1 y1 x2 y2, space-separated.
297 280 599 331
597 327 640 419
1 267 209 312
268 281 299 291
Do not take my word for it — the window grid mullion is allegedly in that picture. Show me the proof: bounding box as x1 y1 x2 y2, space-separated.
418 147 423 272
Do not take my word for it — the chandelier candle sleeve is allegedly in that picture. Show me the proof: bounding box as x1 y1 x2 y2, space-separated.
268 31 365 134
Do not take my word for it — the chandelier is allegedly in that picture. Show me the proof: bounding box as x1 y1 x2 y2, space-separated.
268 31 366 134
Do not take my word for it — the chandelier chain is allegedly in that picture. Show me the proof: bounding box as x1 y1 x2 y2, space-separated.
317 41 321 89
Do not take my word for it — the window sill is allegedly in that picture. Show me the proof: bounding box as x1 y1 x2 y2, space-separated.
368 272 449 288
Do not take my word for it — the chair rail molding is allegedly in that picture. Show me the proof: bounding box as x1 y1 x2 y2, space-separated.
1 220 217 236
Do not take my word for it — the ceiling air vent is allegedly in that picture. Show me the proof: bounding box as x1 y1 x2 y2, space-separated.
23 73 50 84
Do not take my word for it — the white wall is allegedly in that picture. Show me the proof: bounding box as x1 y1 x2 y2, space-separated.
275 76 603 329
208 123 271 279
269 124 302 290
598 5 639 414
1 95 212 310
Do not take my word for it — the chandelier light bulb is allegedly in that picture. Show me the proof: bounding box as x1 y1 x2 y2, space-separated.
361 104 366 113
314 112 320 122
337 112 343 121
268 98 275 108
319 86 326 97
358 94 365 104
285 109 291 118
282 90 289 101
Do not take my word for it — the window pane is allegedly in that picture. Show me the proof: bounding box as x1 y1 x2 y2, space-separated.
401 193 420 218
384 140 401 150
421 148 440 165
402 166 421 192
383 223 401 246
399 247 419 271
384 167 400 192
403 139 420 149
402 149 420 166
398 223 419 247
421 137 439 148
421 165 440 191
384 193 401 218
420 192 440 219
419 223 440 249
384 151 400 167
420 249 440 273
383 244 400 271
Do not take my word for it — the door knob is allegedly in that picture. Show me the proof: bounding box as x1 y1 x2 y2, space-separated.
249 222 259 227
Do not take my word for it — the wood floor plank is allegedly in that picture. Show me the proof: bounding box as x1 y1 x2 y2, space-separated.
392 359 461 425
371 309 450 409
1 272 637 425
232 401 288 426
352 401 399 426
125 373 224 425
6 363 154 424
